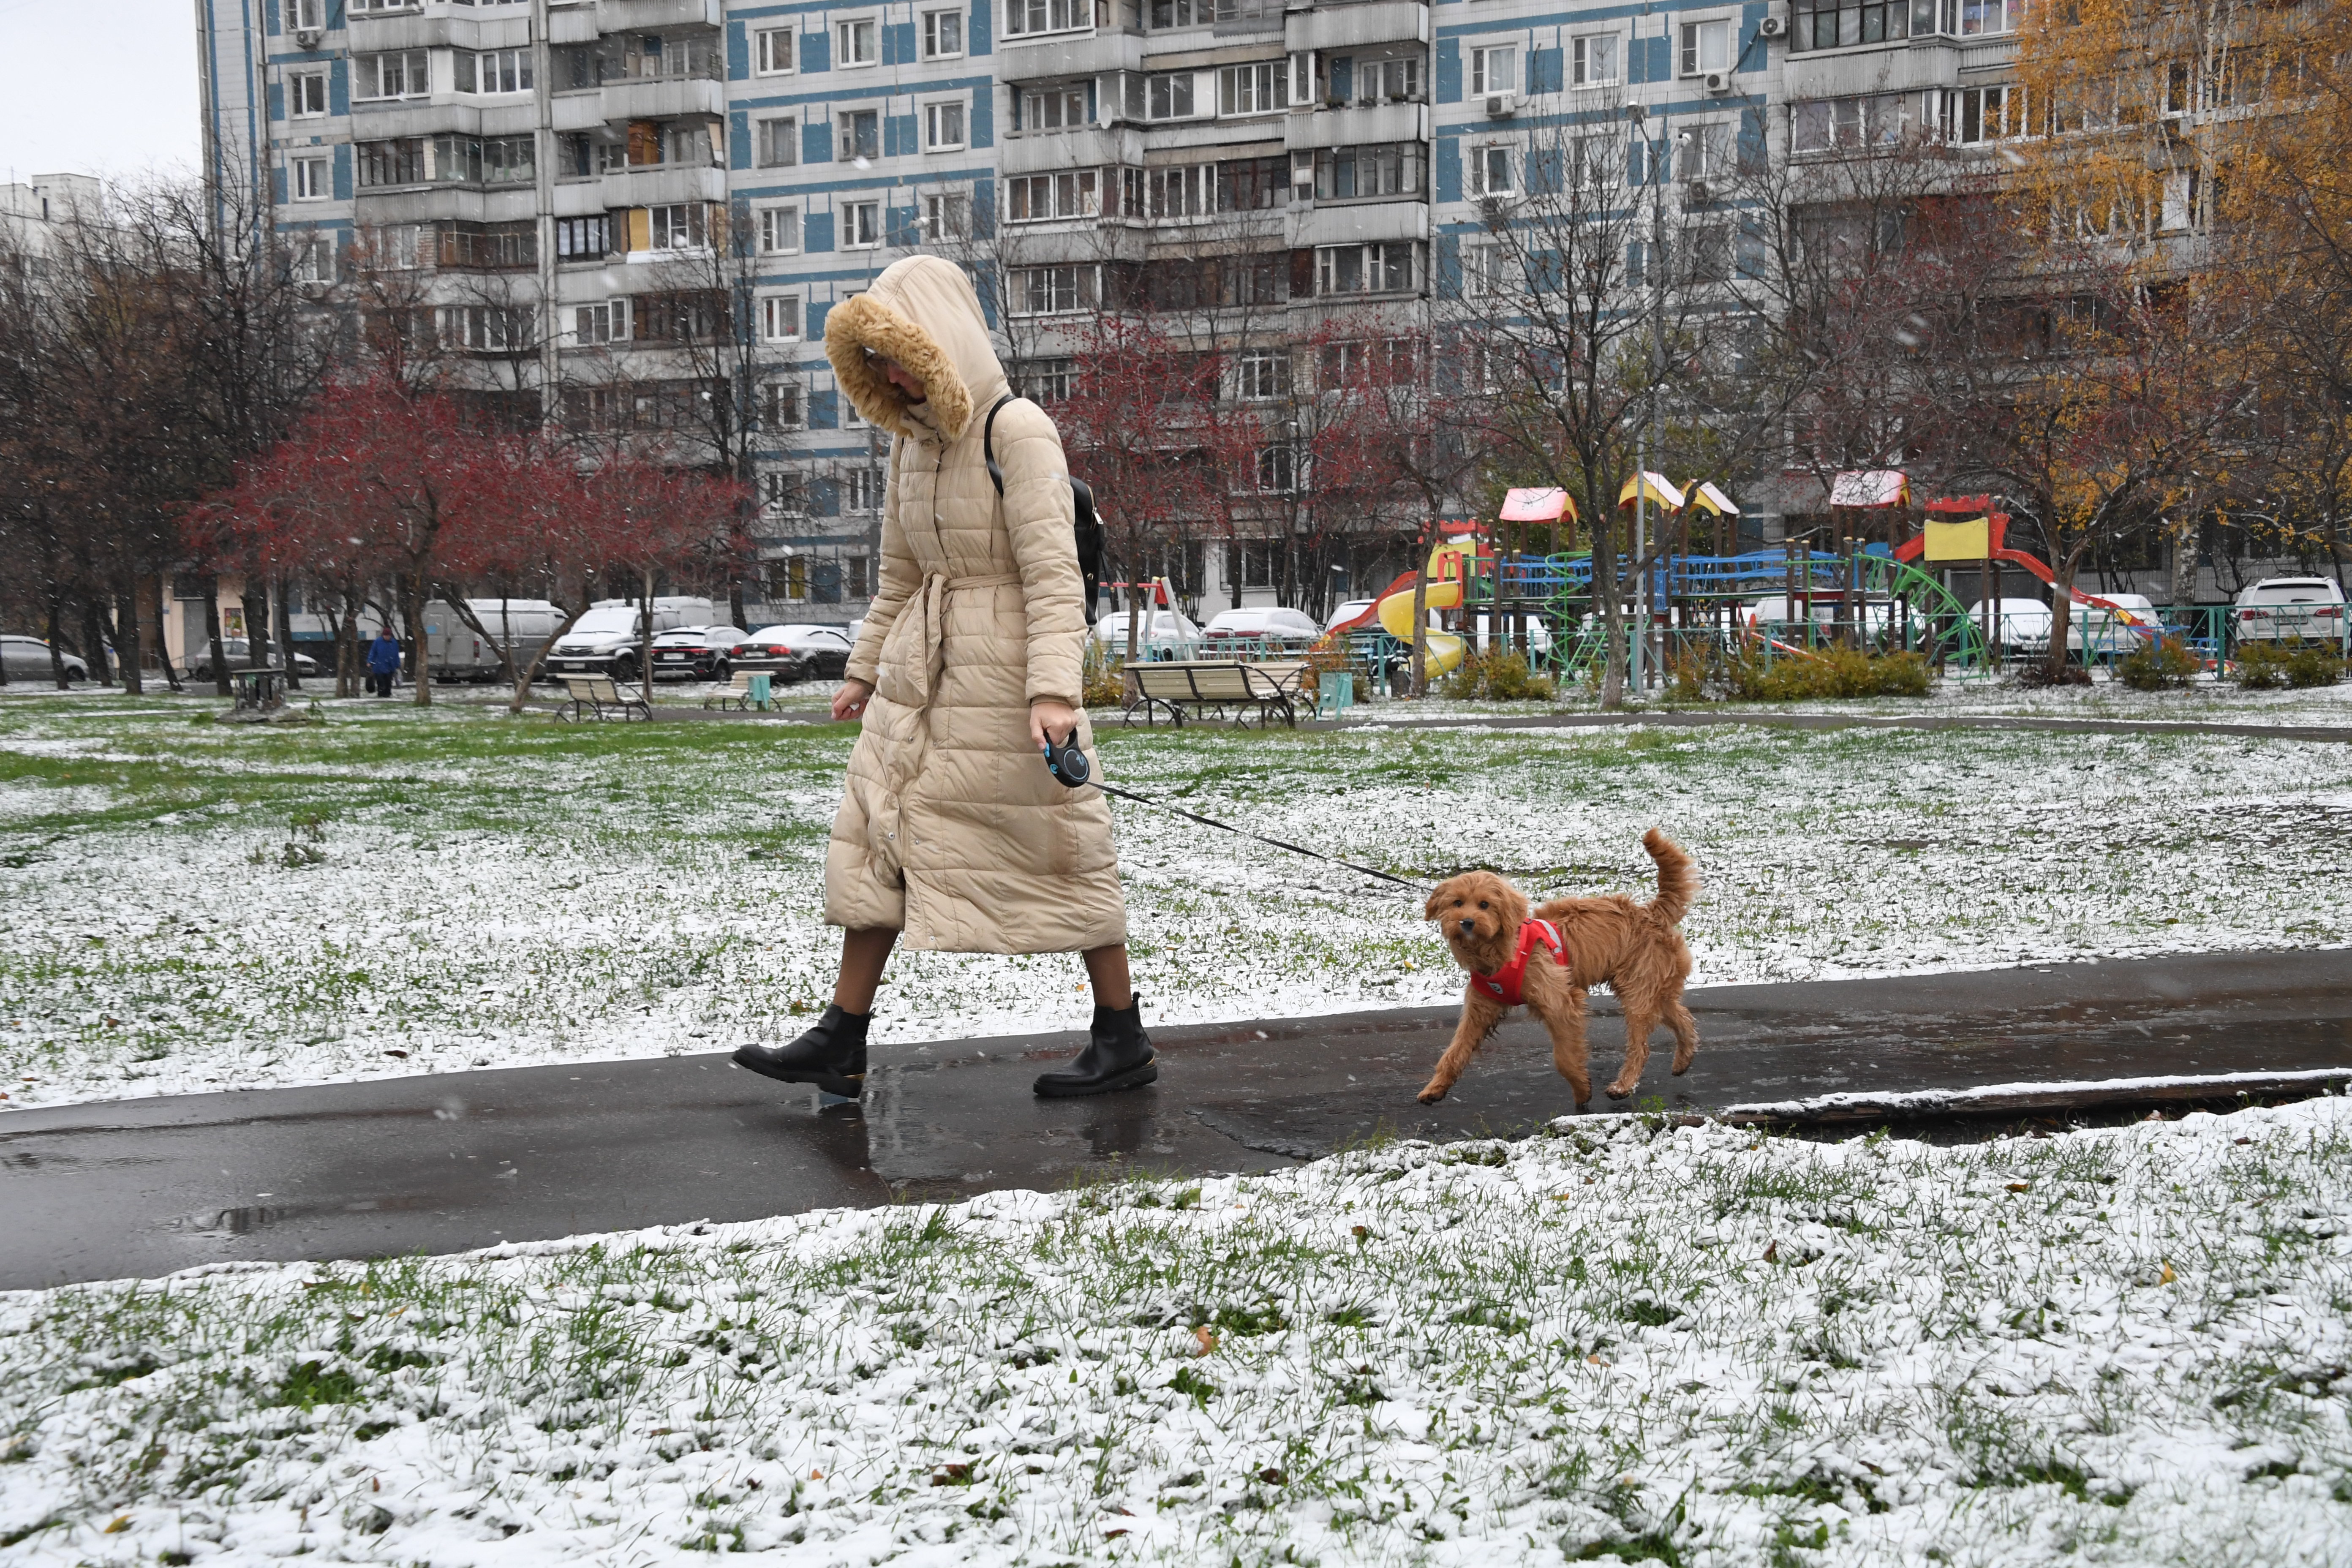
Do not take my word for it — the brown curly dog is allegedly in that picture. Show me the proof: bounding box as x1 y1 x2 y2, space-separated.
1417 829 1699 1109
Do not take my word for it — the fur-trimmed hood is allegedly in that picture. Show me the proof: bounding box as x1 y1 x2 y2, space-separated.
823 256 1006 443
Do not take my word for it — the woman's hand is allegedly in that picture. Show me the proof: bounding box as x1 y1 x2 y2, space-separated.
1029 699 1080 751
832 679 875 722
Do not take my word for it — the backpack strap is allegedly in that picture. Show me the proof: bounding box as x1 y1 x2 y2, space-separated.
983 393 1017 496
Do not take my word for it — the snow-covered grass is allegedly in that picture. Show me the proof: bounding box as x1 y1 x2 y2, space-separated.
3 693 2348 1111
4 1097 2349 1565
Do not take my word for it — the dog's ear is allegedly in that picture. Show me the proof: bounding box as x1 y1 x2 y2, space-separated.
1423 880 1454 923
1497 877 1530 929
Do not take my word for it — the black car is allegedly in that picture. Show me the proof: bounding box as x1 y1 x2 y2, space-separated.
728 624 852 682
648 625 747 681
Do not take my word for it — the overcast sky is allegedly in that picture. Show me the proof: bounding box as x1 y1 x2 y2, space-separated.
0 0 204 185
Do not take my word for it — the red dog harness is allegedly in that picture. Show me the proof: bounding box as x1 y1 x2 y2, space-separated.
1470 918 1567 1007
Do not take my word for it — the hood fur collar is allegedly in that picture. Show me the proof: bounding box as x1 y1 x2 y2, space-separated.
824 291 976 444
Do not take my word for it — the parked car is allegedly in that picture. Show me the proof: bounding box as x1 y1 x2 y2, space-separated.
730 623 855 681
0 634 90 683
650 626 747 681
2059 591 2161 657
1463 613 1555 657
1963 598 2054 653
1326 599 1377 632
1743 595 1903 641
545 597 717 682
424 598 566 683
1089 608 1202 653
1203 607 1324 646
186 637 320 680
2233 577 2348 650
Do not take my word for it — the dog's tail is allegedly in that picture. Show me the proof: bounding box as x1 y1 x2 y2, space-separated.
1641 829 1697 926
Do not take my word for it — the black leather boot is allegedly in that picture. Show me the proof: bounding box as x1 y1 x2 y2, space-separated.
1033 997 1157 1098
732 1004 868 1097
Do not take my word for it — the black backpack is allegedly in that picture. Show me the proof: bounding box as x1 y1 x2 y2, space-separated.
983 394 1104 627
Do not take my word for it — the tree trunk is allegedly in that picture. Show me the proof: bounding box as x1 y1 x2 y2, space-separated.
203 582 232 697
1597 510 1625 710
638 566 656 700
46 595 69 689
2046 539 2092 684
446 591 521 692
404 572 433 706
1408 536 1430 697
81 596 113 686
115 585 144 695
151 575 185 693
241 585 270 669
507 602 589 715
274 578 301 690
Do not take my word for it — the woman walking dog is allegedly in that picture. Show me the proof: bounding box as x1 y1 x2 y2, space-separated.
732 255 1153 1101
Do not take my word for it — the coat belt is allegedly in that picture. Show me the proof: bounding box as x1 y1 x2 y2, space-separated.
908 570 1024 709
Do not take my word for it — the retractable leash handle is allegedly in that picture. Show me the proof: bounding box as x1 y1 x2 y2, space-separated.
1040 738 1421 891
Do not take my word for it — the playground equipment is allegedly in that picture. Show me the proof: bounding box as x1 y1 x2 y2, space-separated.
1328 535 1477 681
1894 498 2168 655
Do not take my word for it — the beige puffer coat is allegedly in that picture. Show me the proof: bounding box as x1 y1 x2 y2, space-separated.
820 255 1127 954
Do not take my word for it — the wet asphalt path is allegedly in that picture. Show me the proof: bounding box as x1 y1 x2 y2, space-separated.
4 948 2347 1290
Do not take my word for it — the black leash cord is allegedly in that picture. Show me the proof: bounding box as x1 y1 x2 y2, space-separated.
1089 780 1424 891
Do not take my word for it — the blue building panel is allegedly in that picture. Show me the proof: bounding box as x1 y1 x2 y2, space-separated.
730 109 752 169
800 27 830 72
728 21 751 79
970 84 994 147
1435 38 1461 103
1528 46 1562 94
968 0 991 56
1434 132 1461 203
804 210 836 252
885 113 918 156
803 118 833 164
885 20 916 65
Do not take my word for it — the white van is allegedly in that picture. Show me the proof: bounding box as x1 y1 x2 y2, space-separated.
1964 598 2054 653
2234 578 2348 650
423 599 567 682
545 597 717 682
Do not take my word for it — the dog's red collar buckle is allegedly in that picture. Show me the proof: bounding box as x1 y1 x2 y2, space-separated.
1472 918 1565 1007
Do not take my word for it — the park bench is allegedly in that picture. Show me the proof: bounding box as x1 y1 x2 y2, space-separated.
702 670 776 712
557 674 651 722
1122 659 1309 729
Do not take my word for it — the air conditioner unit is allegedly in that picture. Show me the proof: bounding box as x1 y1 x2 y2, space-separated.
1484 92 1517 118
294 25 323 46
1685 178 1712 203
1704 71 1734 96
1756 14 1787 38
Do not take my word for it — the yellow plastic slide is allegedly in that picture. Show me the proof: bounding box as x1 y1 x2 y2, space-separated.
1375 539 1474 677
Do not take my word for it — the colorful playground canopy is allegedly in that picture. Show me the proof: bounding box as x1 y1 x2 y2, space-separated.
1686 481 1740 517
1830 469 1911 509
1617 471 1686 512
1500 487 1577 524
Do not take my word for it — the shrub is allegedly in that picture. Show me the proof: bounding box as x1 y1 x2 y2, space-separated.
2116 635 2200 691
1726 646 1930 701
2235 638 2347 690
1441 650 1557 702
1080 646 1127 707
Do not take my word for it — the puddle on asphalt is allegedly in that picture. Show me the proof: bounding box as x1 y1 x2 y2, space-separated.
160 1193 447 1236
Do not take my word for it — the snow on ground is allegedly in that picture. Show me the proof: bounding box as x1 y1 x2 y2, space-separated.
3 1097 2348 1565
1 692 2348 1111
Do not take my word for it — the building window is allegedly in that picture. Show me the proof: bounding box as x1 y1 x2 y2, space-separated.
838 109 880 161
291 155 332 201
1021 84 1089 130
1010 264 1098 315
770 555 810 600
757 204 802 254
925 100 966 151
647 202 708 249
1679 122 1731 178
1468 144 1512 198
1216 155 1288 211
1312 143 1422 200
1572 35 1619 87
573 300 626 344
1005 0 1091 38
923 8 964 57
1470 46 1516 98
1218 61 1284 115
842 201 882 248
754 27 796 74
754 116 798 169
836 18 877 66
438 305 531 352
761 383 805 432
555 215 610 259
761 469 806 512
291 234 336 282
1320 337 1416 387
1020 357 1075 403
455 49 533 94
1681 223 1731 283
287 69 329 118
1235 349 1289 401
1460 242 1502 297
363 223 422 268
1680 19 1732 77
760 294 803 342
923 191 972 239
1007 170 1099 221
1950 84 2016 143
844 468 884 514
1791 0 1932 53
353 50 429 101
290 0 324 29
1254 445 1295 493
1146 72 1196 120
1355 55 1421 105
1790 93 1911 152
1315 240 1416 295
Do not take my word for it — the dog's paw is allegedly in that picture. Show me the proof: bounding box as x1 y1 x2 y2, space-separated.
1604 1082 1635 1100
1416 1084 1449 1105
